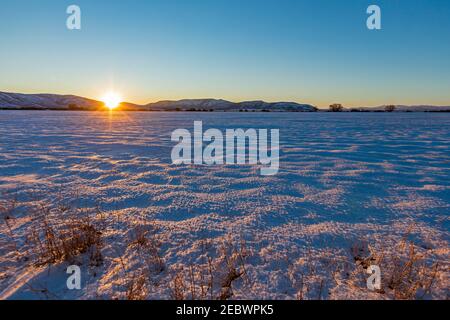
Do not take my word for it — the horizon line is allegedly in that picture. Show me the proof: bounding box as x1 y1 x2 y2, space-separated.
2 90 450 110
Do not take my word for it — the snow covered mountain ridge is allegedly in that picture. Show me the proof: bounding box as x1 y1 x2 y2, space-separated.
0 91 316 112
0 92 104 110
1 91 448 112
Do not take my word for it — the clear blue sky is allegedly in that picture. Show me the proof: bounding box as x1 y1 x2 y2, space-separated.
1 0 449 107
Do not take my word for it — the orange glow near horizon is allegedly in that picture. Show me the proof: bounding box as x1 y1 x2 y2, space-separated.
102 92 122 110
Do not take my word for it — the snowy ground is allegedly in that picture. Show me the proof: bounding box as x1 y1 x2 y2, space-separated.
0 111 449 300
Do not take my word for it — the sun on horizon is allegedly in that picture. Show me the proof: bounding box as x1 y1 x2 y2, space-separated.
102 92 122 110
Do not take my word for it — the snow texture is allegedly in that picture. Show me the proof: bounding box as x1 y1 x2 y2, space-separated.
0 111 448 300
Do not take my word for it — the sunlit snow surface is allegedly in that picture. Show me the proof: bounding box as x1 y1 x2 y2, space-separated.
0 111 449 299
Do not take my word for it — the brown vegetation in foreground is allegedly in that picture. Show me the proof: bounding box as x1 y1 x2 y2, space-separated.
1 195 448 300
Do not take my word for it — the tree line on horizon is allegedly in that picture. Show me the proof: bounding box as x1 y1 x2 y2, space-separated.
329 103 396 112
4 103 450 112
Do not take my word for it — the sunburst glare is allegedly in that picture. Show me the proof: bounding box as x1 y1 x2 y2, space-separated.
102 92 122 110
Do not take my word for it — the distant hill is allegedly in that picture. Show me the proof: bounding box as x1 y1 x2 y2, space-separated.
354 105 450 112
145 99 317 112
0 92 105 110
0 92 317 112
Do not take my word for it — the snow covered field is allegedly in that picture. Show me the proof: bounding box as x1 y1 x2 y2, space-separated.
0 111 449 300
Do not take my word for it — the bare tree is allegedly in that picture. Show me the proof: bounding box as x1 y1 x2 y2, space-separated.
329 104 344 112
385 105 396 112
